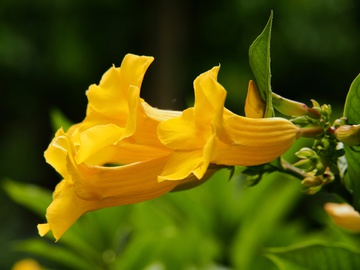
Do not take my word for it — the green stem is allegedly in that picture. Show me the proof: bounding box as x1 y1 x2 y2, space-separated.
279 158 309 180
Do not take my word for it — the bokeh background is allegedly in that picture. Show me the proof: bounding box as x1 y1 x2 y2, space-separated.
1 0 360 268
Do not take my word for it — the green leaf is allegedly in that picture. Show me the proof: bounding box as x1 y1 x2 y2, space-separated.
3 179 102 260
230 172 302 269
2 179 52 217
264 241 360 270
50 108 73 132
249 11 274 117
15 239 99 270
343 74 360 210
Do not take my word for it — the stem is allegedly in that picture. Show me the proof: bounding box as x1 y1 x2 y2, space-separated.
307 107 321 119
279 158 309 180
300 126 324 138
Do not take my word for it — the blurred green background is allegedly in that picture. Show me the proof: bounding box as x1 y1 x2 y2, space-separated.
1 0 360 269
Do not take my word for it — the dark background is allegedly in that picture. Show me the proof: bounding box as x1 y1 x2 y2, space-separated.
1 0 359 268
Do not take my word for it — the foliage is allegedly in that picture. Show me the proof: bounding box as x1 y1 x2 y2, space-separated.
3 10 360 270
343 74 360 210
4 172 360 270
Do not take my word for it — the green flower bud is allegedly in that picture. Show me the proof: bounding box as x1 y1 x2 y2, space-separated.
272 93 319 117
334 125 360 146
295 147 317 159
301 176 323 195
293 159 317 171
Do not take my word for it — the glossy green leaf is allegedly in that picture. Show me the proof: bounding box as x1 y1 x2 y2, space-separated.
343 74 360 210
264 241 360 270
249 11 274 117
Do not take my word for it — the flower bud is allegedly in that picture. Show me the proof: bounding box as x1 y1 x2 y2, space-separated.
301 176 323 195
244 80 265 118
272 93 319 118
295 147 317 159
301 176 322 187
293 159 317 172
334 125 360 146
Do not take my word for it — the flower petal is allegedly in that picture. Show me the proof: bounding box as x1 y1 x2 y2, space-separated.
221 113 300 146
44 128 75 180
86 54 153 118
40 156 180 241
158 150 204 181
84 142 171 166
193 66 226 128
158 108 208 149
212 114 300 166
142 102 182 121
244 80 265 118
75 124 125 164
324 202 360 232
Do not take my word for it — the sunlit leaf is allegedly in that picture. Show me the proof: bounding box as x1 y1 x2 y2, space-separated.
264 241 360 270
249 11 274 117
343 74 360 210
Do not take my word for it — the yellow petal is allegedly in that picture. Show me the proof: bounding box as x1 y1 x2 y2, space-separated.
86 54 153 118
158 150 204 181
244 80 265 118
158 108 208 149
75 124 125 164
211 114 300 166
37 223 50 237
157 67 226 150
222 113 300 146
44 128 75 180
193 66 226 129
142 102 182 121
193 133 216 179
170 165 220 192
324 202 360 232
40 156 180 241
84 142 171 166
12 258 43 270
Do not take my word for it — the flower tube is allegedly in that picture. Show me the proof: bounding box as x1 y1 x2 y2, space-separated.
157 66 301 181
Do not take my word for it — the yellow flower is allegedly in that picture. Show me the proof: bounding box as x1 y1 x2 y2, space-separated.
39 54 300 241
39 54 217 241
324 202 360 232
12 258 43 270
39 129 211 240
157 66 300 181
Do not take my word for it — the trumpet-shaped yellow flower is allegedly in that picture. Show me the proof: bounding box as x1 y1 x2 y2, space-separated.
39 54 300 241
39 129 214 240
39 54 217 240
157 66 300 181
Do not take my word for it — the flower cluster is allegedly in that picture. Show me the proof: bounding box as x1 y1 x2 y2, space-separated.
39 54 300 240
